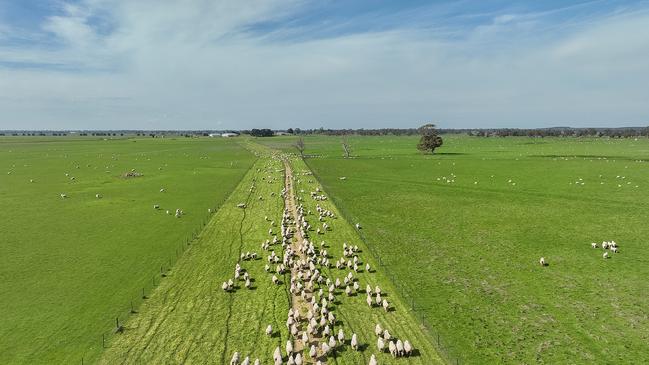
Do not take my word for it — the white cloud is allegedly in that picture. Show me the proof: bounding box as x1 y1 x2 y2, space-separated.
0 0 648 130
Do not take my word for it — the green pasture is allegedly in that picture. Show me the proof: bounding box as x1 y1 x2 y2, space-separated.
269 134 649 364
100 144 443 364
0 137 254 364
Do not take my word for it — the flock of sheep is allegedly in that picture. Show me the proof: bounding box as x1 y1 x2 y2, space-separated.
223 156 415 365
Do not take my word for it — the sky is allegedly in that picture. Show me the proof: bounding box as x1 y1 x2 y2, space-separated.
0 0 648 130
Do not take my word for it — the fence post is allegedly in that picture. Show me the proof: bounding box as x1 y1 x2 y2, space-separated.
102 334 105 348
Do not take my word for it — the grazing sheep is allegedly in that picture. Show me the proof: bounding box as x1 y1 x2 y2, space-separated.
266 324 273 336
355 223 361 229
369 354 378 365
365 263 371 272
396 339 404 356
366 295 373 307
382 299 389 312
230 352 240 365
272 275 279 285
375 324 383 337
153 204 160 209
273 347 282 364
603 252 609 259
351 333 359 350
309 345 317 358
337 329 345 344
591 242 598 249
60 193 68 199
388 340 397 357
611 246 619 253
160 188 165 193
286 340 293 355
377 337 385 352
539 257 546 266
328 336 336 349
383 329 391 341
242 357 250 365
95 194 102 199
294 353 302 365
404 340 413 356
254 360 260 365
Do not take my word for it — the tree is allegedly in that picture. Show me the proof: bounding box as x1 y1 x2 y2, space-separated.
287 128 294 134
417 123 443 154
295 137 305 157
250 128 274 137
341 135 352 158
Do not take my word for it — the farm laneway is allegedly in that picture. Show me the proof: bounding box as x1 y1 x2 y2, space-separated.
100 143 444 364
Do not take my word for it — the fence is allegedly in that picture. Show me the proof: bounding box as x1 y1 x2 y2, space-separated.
79 161 257 364
305 159 465 365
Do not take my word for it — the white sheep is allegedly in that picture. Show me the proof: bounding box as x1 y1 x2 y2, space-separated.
369 354 378 365
404 340 413 356
388 340 397 357
603 252 609 259
375 324 383 337
383 329 391 341
286 340 293 355
377 337 385 352
539 257 546 266
591 242 597 249
337 328 345 344
266 324 273 336
396 339 404 356
230 352 240 365
351 333 359 350
382 299 389 312
273 347 282 364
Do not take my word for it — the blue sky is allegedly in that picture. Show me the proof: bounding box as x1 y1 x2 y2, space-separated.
0 0 648 130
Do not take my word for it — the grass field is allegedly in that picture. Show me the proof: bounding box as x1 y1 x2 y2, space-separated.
0 137 255 364
275 134 649 364
100 143 443 364
5 134 649 364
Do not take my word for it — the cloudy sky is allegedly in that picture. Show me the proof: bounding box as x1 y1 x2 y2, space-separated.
0 0 648 130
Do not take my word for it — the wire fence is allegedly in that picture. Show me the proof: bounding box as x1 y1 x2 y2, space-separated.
78 159 259 364
306 160 465 365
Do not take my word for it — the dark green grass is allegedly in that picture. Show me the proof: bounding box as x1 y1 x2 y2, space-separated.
0 137 255 364
264 135 649 364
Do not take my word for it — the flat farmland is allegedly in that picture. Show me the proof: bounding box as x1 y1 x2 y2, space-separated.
289 135 649 364
100 144 444 364
0 137 255 364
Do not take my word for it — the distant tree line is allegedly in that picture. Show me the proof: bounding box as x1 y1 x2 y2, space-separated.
243 129 274 137
3 126 649 138
280 126 649 138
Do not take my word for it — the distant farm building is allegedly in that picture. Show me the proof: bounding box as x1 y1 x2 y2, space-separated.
221 132 239 138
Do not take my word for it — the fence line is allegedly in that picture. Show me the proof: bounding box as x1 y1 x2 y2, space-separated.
79 156 259 364
305 159 464 365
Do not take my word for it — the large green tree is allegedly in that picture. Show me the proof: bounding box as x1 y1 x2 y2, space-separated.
417 123 443 154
